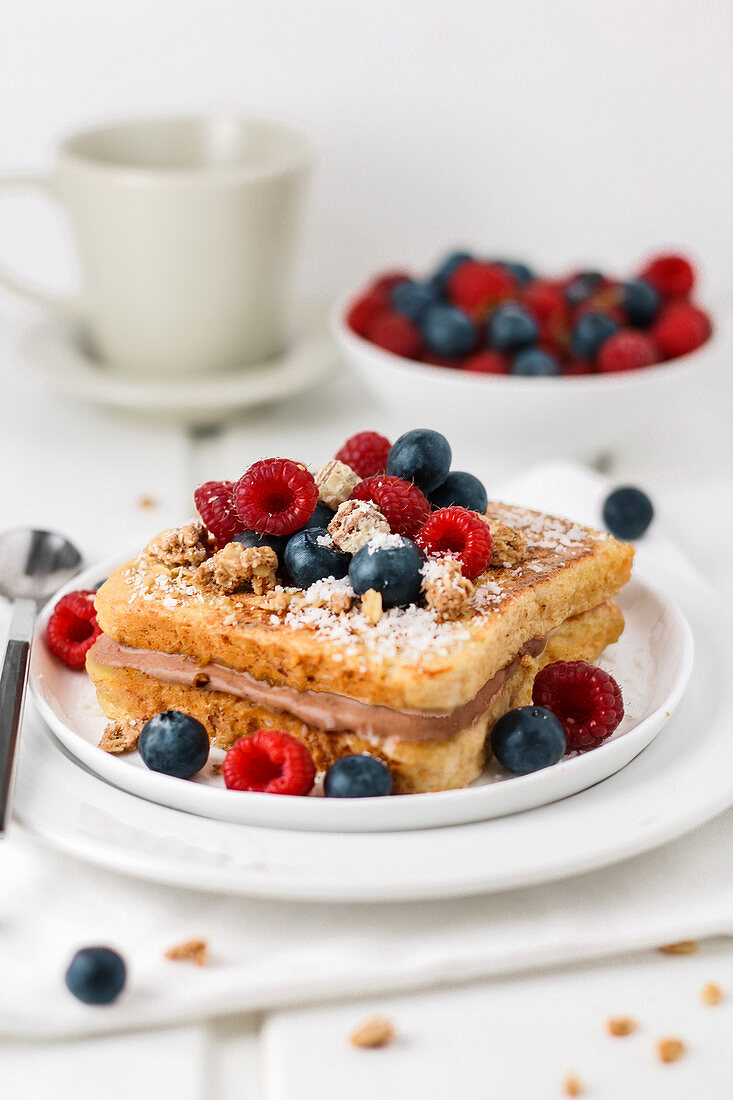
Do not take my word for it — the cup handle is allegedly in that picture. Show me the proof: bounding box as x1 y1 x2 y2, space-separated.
0 175 80 318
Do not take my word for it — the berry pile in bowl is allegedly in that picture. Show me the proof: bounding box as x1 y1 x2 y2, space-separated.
342 251 711 375
331 252 718 458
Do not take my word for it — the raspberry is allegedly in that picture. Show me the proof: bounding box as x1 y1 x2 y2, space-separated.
651 302 711 359
365 311 424 359
421 352 462 368
222 730 315 795
462 350 509 375
522 278 568 318
597 330 659 373
447 260 516 317
194 480 244 545
234 459 318 536
639 253 695 299
351 475 430 539
370 271 411 295
416 506 492 579
335 431 391 478
346 291 388 338
46 590 101 670
532 660 624 751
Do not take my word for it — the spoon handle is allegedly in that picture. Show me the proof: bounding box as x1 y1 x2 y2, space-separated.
0 599 35 832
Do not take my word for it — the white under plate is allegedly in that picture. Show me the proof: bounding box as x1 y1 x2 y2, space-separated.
17 318 337 424
30 555 692 834
15 571 726 902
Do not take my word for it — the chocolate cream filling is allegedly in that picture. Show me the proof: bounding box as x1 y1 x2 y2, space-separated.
89 632 552 744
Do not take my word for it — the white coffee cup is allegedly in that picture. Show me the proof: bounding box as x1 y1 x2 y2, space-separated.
0 114 314 374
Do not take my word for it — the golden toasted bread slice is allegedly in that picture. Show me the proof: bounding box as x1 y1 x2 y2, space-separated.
88 600 624 793
93 502 633 712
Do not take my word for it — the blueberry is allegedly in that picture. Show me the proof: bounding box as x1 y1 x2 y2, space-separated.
487 303 538 352
621 278 660 327
349 538 423 609
565 270 604 308
491 706 566 775
429 250 472 293
65 946 127 1005
233 529 288 564
495 260 534 286
570 312 619 359
284 527 350 588
421 304 477 357
602 486 654 540
510 348 560 376
138 711 210 779
324 754 393 798
386 428 452 493
391 280 437 322
297 502 335 531
430 471 488 512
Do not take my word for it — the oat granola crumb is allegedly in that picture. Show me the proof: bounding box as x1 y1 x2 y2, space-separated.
196 542 277 595
489 521 527 568
328 499 390 554
361 588 383 625
562 1073 584 1097
315 459 361 509
656 1037 685 1063
193 673 210 688
607 1016 637 1037
328 590 354 614
98 718 144 754
349 1015 394 1049
164 938 209 966
422 557 474 621
146 523 208 568
658 941 698 956
701 981 723 1005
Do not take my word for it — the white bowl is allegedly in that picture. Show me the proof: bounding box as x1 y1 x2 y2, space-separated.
330 291 720 460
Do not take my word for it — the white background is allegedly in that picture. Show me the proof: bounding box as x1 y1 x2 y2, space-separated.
1 0 732 306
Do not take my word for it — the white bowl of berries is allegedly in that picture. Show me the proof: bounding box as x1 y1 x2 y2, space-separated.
331 252 717 459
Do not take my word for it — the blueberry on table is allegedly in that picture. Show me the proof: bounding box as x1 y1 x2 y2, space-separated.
324 754 393 797
570 312 619 359
233 529 288 564
429 250 473 293
349 538 424 609
510 348 560 376
487 303 538 352
421 303 477 357
284 527 350 587
602 486 654 540
65 946 126 1005
491 706 566 775
391 280 437 322
620 279 660 327
138 711 210 779
386 429 452 494
429 471 488 513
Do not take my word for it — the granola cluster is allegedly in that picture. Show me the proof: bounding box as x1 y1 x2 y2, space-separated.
314 459 361 510
98 718 144 754
489 521 527 568
328 499 390 554
145 523 209 568
196 542 277 595
422 557 474 621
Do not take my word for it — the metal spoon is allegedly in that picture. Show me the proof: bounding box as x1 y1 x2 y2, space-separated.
0 529 82 832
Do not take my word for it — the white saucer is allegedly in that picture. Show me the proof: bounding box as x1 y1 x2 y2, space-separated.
17 316 338 424
29 550 692 833
15 571 727 902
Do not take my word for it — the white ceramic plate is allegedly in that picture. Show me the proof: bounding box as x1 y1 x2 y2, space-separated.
30 555 692 833
15 572 726 902
18 316 337 424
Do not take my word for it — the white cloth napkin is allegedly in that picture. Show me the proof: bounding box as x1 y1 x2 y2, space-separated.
1 462 731 1040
